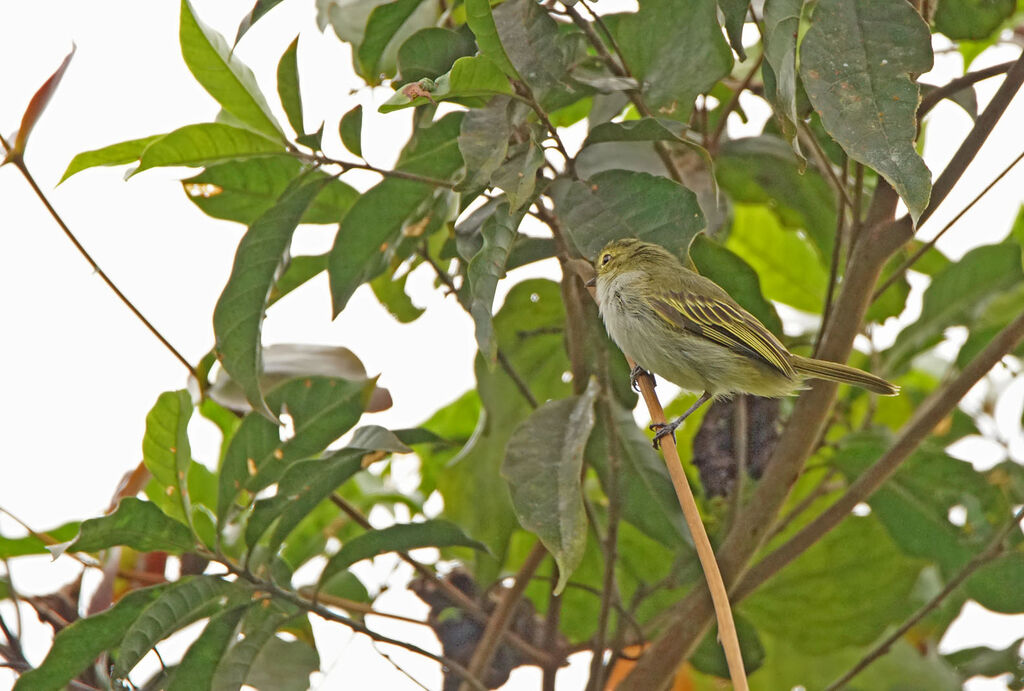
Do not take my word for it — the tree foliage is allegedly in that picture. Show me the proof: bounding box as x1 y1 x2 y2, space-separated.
3 0 1024 689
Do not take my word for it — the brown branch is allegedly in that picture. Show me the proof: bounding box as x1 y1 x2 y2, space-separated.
707 53 764 153
0 136 199 382
817 156 849 354
826 503 1024 690
918 59 1017 117
541 587 562 691
458 542 548 691
732 308 1024 604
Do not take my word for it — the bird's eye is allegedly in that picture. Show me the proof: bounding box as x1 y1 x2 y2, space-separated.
601 253 612 265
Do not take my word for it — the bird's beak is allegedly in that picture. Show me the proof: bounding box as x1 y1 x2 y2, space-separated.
585 277 596 288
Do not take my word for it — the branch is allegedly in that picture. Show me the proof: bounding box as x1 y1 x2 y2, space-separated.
732 307 1024 603
0 135 199 382
301 151 457 188
918 59 1017 117
826 504 1024 690
707 53 764 153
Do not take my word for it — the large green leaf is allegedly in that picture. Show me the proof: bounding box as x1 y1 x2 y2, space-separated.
276 37 304 137
467 201 523 363
180 0 283 139
235 0 287 42
210 602 307 691
966 552 1024 614
318 520 487 589
217 376 372 526
502 379 599 593
725 204 828 314
183 157 358 225
457 96 515 191
114 576 247 677
237 635 320 691
397 26 477 82
609 0 733 122
358 0 432 84
885 242 1024 373
464 0 520 79
718 0 750 60
133 123 285 175
744 515 926 653
328 113 463 315
799 0 933 221
53 498 195 557
379 55 513 112
761 0 803 149
143 390 194 525
213 179 325 418
12 585 170 691
167 606 248 691
551 169 705 260
0 521 80 558
934 0 1016 40
60 136 163 183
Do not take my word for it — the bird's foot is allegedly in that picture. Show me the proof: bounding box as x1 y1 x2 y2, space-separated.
630 365 655 392
649 420 678 449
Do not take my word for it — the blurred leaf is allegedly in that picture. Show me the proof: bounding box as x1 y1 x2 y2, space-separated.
114 576 247 677
271 254 327 305
868 252 912 324
799 0 932 220
348 425 413 453
0 521 80 559
397 27 477 82
183 157 358 225
328 113 463 315
1011 204 1024 268
457 95 515 191
690 235 784 336
143 390 194 525
920 82 979 121
358 0 431 84
467 201 522 362
761 0 802 152
370 269 425 323
583 117 689 146
716 136 836 260
339 104 363 157
242 636 320 691
507 236 556 270
885 242 1023 373
744 515 925 653
966 551 1024 613
235 0 286 42
12 584 170 691
503 379 599 593
944 637 1024 685
379 55 513 112
276 37 304 137
725 204 828 313
934 0 1016 40
718 0 749 60
956 282 1024 368
60 135 161 183
465 0 520 79
491 140 546 211
8 45 75 160
217 376 372 526
167 606 247 691
213 178 325 418
209 600 302 691
608 0 732 122
551 169 705 260
691 613 764 678
180 0 283 139
133 123 285 175
53 498 195 558
319 520 487 589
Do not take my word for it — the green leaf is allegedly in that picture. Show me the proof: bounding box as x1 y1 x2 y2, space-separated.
168 606 248 691
183 158 358 225
689 235 784 336
583 117 690 147
551 169 706 260
370 269 425 323
966 551 1024 614
725 204 828 314
133 123 285 175
502 379 598 593
54 498 195 557
217 376 372 526
319 519 487 589
467 201 523 362
339 104 363 157
457 96 515 191
691 613 764 677
609 0 733 122
237 635 320 691
761 0 803 151
60 136 162 183
7 46 75 161
358 0 429 83
114 576 247 677
944 637 1024 683
271 254 327 305
464 0 520 79
328 113 464 315
492 0 584 105
235 0 287 42
213 179 326 418
397 26 477 82
180 0 283 139
0 522 80 559
934 0 1016 40
491 140 545 211
799 0 933 221
885 242 1024 373
276 36 304 137
13 585 170 691
718 0 750 60
378 55 513 112
210 601 303 691
143 390 194 525
744 515 926 653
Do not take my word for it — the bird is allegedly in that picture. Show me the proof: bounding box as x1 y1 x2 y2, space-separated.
587 238 898 447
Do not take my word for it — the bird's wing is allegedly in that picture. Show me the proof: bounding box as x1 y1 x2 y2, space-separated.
651 291 796 378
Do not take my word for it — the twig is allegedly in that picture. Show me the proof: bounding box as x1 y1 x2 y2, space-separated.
797 121 856 212
707 53 764 153
514 83 576 177
298 151 457 189
541 586 561 691
296 587 431 627
873 147 1024 300
0 135 199 381
817 157 849 354
826 504 1024 690
458 541 548 691
918 60 1017 117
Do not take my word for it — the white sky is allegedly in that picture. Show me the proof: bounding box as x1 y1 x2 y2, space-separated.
1 1 1023 689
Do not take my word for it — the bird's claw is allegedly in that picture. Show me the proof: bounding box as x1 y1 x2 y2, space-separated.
649 421 678 449
630 365 655 392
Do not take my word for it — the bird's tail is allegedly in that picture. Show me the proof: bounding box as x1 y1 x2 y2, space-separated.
791 355 899 396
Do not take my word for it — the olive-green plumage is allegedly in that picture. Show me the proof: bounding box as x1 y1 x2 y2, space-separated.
592 238 899 400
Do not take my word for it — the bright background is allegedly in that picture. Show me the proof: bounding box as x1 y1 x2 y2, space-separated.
2 1 1022 689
